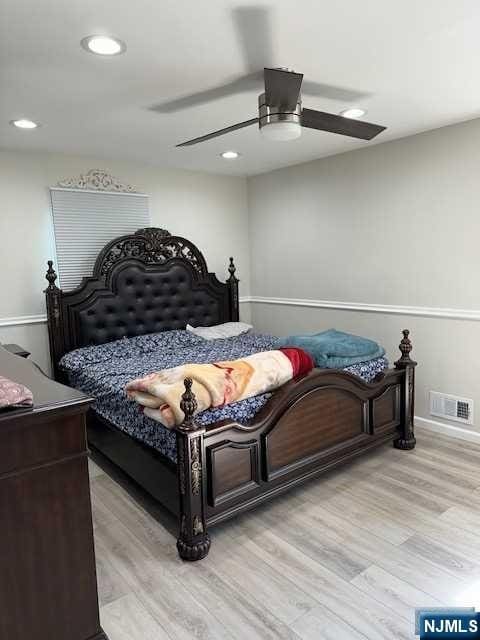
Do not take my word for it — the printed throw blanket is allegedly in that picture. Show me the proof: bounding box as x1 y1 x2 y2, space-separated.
125 347 314 428
0 376 33 409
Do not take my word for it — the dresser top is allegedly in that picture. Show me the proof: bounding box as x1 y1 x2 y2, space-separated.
0 347 91 421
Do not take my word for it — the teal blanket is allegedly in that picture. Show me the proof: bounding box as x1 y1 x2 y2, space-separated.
277 329 385 369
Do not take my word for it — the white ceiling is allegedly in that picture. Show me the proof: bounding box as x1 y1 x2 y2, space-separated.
1 0 480 176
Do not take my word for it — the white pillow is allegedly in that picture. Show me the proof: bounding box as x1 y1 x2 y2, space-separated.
186 321 253 340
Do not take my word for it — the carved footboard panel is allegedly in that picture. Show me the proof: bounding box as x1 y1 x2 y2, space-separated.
264 376 401 481
202 369 404 524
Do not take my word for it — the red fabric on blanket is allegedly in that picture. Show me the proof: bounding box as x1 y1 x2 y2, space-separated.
279 347 314 377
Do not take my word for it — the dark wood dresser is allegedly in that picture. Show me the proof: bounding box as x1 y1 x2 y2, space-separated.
0 347 107 640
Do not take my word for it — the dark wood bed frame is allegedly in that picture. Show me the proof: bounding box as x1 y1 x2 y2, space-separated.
44 227 417 561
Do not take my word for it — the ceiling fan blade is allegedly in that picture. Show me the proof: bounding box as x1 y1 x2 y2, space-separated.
153 5 274 114
151 73 262 113
301 80 370 103
301 108 386 140
264 68 303 109
176 118 258 147
232 5 275 71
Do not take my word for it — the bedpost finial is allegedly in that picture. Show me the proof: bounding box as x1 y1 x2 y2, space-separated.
45 260 58 289
180 377 198 429
400 329 411 356
227 256 238 282
395 329 416 368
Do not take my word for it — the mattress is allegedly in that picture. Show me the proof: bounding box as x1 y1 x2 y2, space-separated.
60 330 388 463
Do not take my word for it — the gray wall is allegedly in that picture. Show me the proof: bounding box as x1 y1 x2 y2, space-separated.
248 118 480 434
0 150 250 371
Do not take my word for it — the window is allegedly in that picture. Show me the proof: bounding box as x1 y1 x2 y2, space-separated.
50 180 150 290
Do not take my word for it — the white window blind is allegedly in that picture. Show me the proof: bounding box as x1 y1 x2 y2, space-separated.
50 188 150 290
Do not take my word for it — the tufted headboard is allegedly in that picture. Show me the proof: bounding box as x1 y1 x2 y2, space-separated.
44 227 239 381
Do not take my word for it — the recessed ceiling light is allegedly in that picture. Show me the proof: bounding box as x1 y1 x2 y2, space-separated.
221 151 240 159
10 118 39 129
81 35 126 56
340 108 366 120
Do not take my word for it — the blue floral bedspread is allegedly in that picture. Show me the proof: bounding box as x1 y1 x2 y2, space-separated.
60 330 388 462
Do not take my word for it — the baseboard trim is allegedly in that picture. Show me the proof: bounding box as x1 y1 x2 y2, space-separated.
415 416 480 443
248 296 480 321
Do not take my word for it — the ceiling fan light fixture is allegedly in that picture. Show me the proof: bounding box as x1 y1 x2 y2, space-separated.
340 108 366 119
258 91 302 142
221 150 240 159
260 120 301 141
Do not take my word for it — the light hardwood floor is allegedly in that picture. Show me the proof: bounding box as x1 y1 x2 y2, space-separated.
89 429 480 640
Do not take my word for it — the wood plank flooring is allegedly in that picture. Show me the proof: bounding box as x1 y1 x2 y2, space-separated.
89 430 480 640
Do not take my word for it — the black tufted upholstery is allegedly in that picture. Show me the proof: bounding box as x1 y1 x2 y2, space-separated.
78 263 223 346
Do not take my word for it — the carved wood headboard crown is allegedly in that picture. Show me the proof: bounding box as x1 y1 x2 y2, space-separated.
94 227 208 278
44 227 239 381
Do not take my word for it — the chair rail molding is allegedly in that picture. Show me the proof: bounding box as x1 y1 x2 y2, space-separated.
247 296 480 321
2 297 478 328
1 299 251 328
0 314 48 328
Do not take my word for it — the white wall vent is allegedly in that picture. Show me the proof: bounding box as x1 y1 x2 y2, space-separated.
430 391 474 425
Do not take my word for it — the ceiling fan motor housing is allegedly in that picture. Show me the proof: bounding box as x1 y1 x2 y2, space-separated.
258 92 302 131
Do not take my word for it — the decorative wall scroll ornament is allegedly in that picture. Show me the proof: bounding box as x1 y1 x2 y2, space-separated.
190 438 201 495
96 228 208 278
56 169 138 193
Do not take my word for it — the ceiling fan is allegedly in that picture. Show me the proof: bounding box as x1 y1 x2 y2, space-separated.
175 66 386 147
150 6 386 147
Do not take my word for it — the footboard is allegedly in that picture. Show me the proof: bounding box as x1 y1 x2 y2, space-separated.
203 367 403 519
174 330 416 560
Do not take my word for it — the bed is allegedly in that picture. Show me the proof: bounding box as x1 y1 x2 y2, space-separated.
44 227 417 561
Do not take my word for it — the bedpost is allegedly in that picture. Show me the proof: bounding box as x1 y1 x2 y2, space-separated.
227 256 239 321
175 378 211 561
44 260 65 381
393 329 417 450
